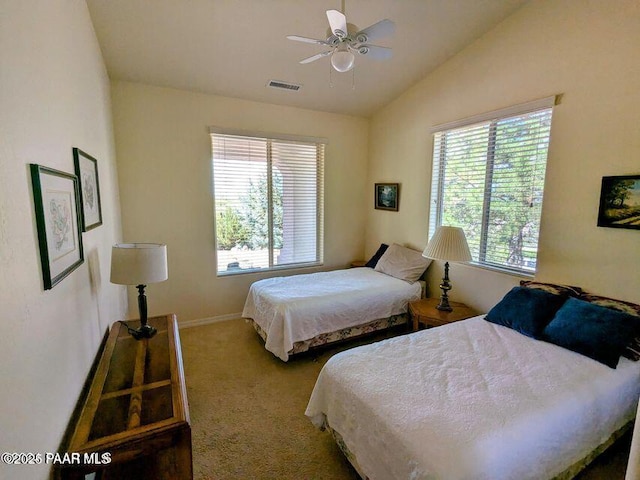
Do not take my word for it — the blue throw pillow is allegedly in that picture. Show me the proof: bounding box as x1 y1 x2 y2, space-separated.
485 286 567 338
365 243 389 268
542 297 640 369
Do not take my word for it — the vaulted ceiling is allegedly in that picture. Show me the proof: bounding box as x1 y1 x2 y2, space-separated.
86 0 528 117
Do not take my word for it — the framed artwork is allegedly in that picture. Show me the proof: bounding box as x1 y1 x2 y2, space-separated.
30 164 84 289
597 174 640 230
73 148 103 231
375 183 399 211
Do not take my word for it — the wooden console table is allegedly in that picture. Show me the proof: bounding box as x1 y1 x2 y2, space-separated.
55 314 192 479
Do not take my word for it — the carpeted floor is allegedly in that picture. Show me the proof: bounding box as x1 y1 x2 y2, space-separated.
180 318 631 480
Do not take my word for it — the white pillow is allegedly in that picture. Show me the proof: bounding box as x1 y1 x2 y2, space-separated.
374 243 432 283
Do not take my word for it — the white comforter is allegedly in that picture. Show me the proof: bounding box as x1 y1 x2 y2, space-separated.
242 268 421 361
306 316 640 480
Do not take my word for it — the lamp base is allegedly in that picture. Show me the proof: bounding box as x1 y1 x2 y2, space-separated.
130 323 157 340
436 297 453 312
437 261 454 312
129 284 157 340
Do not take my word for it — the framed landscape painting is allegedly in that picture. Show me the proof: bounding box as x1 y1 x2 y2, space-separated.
73 147 103 231
30 164 84 289
375 183 399 211
597 174 640 230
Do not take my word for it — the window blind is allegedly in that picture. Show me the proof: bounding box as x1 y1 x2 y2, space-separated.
429 101 555 274
211 132 324 275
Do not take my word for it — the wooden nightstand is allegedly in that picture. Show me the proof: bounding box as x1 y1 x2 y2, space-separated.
350 260 367 268
409 298 479 331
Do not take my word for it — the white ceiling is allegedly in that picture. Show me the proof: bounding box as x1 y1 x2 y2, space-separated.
86 0 528 118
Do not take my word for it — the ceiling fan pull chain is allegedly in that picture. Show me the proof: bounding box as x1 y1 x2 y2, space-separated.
329 62 334 88
352 67 356 90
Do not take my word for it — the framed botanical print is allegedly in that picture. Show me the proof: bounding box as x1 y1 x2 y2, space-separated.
597 174 640 230
374 183 400 211
73 147 103 231
30 164 84 289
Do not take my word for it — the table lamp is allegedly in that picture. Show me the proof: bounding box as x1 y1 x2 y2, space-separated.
110 243 168 339
422 226 472 312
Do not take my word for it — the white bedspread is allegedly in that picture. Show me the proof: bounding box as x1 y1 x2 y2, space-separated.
242 268 421 361
305 316 640 480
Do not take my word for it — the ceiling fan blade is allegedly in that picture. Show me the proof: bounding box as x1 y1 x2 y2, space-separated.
356 45 393 61
286 35 329 46
299 51 333 64
326 9 348 38
355 19 395 43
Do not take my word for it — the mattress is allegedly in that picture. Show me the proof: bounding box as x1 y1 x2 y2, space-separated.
305 316 640 480
242 267 422 361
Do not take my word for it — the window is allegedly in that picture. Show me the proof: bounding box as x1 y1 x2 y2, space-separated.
210 128 325 275
429 97 556 275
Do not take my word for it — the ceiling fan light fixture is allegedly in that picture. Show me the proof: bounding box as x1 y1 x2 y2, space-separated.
287 8 394 74
331 48 355 72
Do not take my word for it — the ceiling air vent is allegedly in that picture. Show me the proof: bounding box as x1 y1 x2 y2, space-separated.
267 80 302 91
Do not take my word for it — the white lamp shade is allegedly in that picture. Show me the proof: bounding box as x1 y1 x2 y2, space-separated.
422 226 472 262
110 243 168 285
331 49 355 72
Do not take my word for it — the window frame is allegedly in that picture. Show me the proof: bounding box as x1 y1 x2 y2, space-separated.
428 96 558 276
210 127 326 276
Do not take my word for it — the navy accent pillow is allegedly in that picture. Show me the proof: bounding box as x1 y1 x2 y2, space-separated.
542 297 640 369
365 243 389 268
579 293 640 361
485 286 567 338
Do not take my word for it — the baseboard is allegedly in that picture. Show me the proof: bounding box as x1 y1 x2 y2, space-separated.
179 312 243 329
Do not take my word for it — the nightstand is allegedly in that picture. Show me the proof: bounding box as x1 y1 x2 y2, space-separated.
350 260 367 268
409 298 479 331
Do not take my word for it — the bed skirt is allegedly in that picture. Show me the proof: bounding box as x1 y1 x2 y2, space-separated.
552 421 631 480
247 313 408 357
324 421 632 480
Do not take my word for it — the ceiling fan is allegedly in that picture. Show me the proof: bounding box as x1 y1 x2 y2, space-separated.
287 8 395 73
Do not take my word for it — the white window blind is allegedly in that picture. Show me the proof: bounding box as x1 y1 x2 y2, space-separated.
211 131 324 275
429 98 556 274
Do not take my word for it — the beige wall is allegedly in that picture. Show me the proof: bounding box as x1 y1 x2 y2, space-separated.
367 0 640 313
111 81 369 322
0 1 125 478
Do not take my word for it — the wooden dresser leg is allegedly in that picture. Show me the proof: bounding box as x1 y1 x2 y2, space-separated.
175 426 193 479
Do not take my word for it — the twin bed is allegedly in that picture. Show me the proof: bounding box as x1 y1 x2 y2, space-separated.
243 267 422 360
242 243 430 361
242 245 640 479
